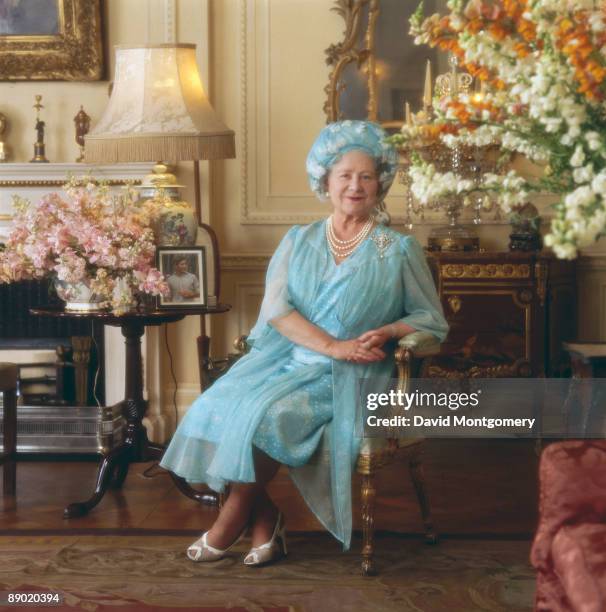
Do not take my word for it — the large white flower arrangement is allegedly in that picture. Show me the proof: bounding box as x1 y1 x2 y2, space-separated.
392 0 606 259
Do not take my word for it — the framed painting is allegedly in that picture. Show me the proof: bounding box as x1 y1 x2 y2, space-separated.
0 0 104 81
157 246 208 309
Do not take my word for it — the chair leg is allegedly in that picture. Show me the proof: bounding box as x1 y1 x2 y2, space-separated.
408 452 437 544
361 471 377 576
3 388 17 496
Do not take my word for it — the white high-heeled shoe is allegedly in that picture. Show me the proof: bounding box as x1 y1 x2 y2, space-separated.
243 513 287 567
187 527 246 562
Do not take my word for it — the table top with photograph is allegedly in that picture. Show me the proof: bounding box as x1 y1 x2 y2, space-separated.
30 304 231 327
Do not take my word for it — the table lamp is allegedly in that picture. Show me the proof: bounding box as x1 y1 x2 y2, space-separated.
85 43 234 254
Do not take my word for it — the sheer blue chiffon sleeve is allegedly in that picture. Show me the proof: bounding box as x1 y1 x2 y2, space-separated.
248 226 299 344
398 235 449 342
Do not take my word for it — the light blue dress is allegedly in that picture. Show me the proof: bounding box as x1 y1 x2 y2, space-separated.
160 220 448 549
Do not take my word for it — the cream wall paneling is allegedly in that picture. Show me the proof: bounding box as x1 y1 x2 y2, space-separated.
240 0 336 224
221 254 270 271
164 0 177 42
222 257 267 335
235 281 265 336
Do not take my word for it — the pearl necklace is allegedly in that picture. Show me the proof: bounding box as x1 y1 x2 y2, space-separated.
326 216 374 259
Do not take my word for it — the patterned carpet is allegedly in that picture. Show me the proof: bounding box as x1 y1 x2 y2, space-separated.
0 534 535 611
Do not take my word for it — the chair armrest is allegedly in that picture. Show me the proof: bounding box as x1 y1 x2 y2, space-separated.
397 331 441 357
394 331 441 395
233 335 250 354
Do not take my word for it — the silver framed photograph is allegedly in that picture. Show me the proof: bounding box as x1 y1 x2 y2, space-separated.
157 246 207 308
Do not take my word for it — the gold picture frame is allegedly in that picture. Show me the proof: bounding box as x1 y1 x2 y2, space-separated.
0 0 104 81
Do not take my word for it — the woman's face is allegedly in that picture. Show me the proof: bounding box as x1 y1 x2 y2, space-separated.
326 150 379 220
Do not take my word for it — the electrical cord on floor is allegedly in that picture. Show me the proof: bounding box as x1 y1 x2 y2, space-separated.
141 323 179 480
90 320 102 408
165 322 179 429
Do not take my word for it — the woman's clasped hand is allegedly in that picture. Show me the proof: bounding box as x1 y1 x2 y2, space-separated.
329 325 395 363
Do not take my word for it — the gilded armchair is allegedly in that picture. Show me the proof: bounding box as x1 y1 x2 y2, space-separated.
357 330 441 575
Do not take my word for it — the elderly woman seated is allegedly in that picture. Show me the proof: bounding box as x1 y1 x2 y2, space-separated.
160 120 448 566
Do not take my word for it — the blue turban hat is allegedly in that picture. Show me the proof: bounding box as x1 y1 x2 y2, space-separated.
306 120 398 201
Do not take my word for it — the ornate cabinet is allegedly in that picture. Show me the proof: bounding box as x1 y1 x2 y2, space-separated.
426 251 576 378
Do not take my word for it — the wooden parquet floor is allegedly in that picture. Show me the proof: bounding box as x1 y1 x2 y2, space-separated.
0 439 539 535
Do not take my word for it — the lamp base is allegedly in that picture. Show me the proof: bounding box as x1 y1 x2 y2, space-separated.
141 162 197 247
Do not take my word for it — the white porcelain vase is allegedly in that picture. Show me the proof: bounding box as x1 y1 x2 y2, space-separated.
54 278 104 312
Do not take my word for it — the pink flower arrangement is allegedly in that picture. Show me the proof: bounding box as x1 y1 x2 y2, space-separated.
0 177 169 313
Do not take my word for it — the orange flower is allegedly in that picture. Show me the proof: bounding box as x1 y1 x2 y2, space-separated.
487 22 509 40
517 18 536 42
513 42 531 58
554 10 606 102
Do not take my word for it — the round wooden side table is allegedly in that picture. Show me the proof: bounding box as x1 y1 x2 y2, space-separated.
31 305 230 517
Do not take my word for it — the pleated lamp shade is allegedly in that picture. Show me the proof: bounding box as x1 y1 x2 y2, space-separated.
85 44 235 163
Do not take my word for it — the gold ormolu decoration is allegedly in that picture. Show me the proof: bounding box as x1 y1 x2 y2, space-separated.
441 263 531 279
518 289 534 304
427 235 480 253
448 295 462 313
30 95 49 163
74 106 91 163
427 360 530 378
0 112 9 162
0 0 103 81
360 472 376 575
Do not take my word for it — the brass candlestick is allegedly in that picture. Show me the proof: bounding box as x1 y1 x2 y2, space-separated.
74 105 91 162
30 95 49 163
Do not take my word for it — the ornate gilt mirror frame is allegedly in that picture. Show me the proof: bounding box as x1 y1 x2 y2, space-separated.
324 0 378 123
324 0 442 128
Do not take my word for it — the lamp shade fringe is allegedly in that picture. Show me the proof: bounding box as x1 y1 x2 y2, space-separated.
85 133 235 163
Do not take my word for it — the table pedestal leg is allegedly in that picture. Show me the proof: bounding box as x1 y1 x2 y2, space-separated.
169 472 219 505
64 442 131 517
64 322 153 518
